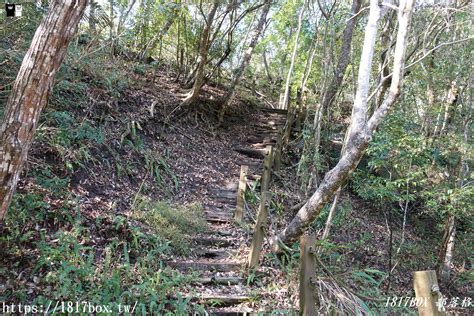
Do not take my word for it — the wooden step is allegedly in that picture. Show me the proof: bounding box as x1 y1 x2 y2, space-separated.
193 237 235 247
194 276 244 285
197 249 234 260
204 203 234 211
205 210 233 223
205 209 233 217
167 261 241 272
259 119 286 124
246 136 276 144
234 147 268 159
207 230 234 237
254 126 279 132
234 160 262 167
206 216 233 224
210 189 237 199
259 107 288 115
250 130 279 135
208 312 255 316
222 182 238 190
250 143 274 149
198 294 251 306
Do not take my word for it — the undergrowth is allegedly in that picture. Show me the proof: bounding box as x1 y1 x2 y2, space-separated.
0 41 206 313
0 176 205 313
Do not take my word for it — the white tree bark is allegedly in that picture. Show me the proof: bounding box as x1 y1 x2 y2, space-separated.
439 215 456 282
280 0 306 109
272 0 415 251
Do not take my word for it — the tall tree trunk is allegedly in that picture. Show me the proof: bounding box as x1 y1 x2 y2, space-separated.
295 23 319 132
117 0 137 36
0 0 87 221
278 18 295 93
262 48 273 83
141 10 178 61
439 215 456 282
281 0 306 110
320 0 361 112
373 11 396 112
421 52 436 138
272 0 415 251
439 98 470 282
432 79 458 142
109 0 115 55
300 19 331 193
89 0 97 33
182 1 219 106
440 80 458 134
299 24 319 96
316 0 362 234
217 0 271 125
304 0 361 194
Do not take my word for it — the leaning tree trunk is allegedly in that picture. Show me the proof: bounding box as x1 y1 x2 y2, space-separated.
217 0 271 125
321 128 349 240
182 1 219 106
0 0 87 221
271 0 415 251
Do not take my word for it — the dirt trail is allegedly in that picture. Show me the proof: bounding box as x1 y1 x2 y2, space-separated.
167 106 288 314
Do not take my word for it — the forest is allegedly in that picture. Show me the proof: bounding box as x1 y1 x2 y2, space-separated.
0 0 472 315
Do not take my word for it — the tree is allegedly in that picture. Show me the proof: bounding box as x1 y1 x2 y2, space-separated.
271 0 416 251
140 7 179 61
319 0 361 113
89 0 97 33
217 0 272 125
319 0 362 239
181 1 220 106
0 0 87 221
280 0 306 109
304 0 362 194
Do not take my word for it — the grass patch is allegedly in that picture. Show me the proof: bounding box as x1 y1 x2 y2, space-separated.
133 197 208 254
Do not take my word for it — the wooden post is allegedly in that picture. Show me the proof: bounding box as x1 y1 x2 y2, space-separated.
274 130 283 170
234 165 249 222
413 270 443 316
248 146 273 269
248 191 270 269
299 233 318 316
282 107 296 148
261 145 273 192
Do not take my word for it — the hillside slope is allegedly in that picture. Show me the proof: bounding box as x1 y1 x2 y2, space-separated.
0 55 470 314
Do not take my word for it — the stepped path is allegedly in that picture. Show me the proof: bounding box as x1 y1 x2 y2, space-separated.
167 107 288 314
